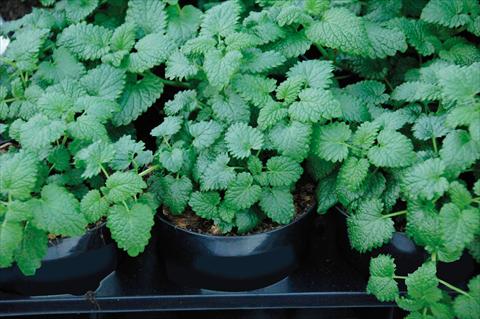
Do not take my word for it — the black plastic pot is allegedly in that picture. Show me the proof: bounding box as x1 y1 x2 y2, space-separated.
0 223 117 296
334 209 477 286
158 206 315 291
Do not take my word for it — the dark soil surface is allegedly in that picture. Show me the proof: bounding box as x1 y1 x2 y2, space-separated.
0 0 39 21
164 182 316 236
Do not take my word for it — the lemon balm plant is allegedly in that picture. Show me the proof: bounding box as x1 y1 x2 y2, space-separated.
0 0 202 276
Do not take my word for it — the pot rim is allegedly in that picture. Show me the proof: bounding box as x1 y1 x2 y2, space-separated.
157 203 315 240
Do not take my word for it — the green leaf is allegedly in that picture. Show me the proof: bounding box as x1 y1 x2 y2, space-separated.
166 4 203 44
225 123 264 159
75 141 115 178
80 64 126 100
257 101 288 130
337 157 370 192
440 203 480 252
19 114 66 152
286 60 334 90
105 171 147 203
235 209 261 234
151 116 182 138
269 121 312 161
189 191 221 220
126 0 167 35
421 0 476 28
15 223 48 276
68 115 108 142
367 255 399 302
365 22 407 59
413 114 451 141
32 184 88 236
453 275 480 319
347 199 394 253
113 73 164 126
127 33 175 73
266 156 303 187
0 221 23 268
200 154 236 191
315 174 338 213
151 175 192 215
47 146 71 172
64 0 99 22
232 74 277 106
391 81 440 102
448 181 472 209
211 90 250 125
224 173 262 210
58 22 112 61
111 135 153 171
165 50 199 80
0 151 38 200
306 8 372 57
200 0 240 37
402 158 449 200
5 28 49 71
190 120 224 150
312 122 352 162
259 187 295 224
440 130 480 174
289 88 341 123
404 262 442 307
80 190 109 223
367 130 415 168
159 147 184 173
107 203 154 256
204 49 242 89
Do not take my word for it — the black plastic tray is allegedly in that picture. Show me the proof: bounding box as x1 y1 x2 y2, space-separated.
0 214 394 318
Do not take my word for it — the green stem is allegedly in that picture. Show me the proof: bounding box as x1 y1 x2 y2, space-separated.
100 165 110 178
159 78 192 89
394 275 407 280
122 201 130 211
438 279 470 297
2 98 16 103
382 210 407 219
432 137 438 154
139 165 160 177
60 135 68 147
431 252 437 262
316 45 335 62
342 142 363 152
384 78 394 92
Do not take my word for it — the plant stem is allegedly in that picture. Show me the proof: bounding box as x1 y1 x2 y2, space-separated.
100 165 110 178
384 78 394 92
316 45 335 62
438 279 470 297
159 78 192 88
2 98 16 103
139 165 160 177
382 210 407 219
394 275 407 280
432 137 438 154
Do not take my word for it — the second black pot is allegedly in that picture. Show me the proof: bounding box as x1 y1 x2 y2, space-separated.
158 206 315 291
0 223 117 296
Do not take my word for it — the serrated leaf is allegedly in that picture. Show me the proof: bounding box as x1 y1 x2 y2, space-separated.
402 158 449 200
0 221 23 268
190 120 223 150
189 191 221 220
225 123 264 159
105 171 146 203
266 156 303 187
159 147 184 173
107 203 154 256
15 223 48 276
338 157 370 192
224 172 262 210
289 88 341 123
32 184 87 236
312 122 351 162
367 130 415 168
211 90 250 125
80 190 109 223
269 121 312 161
235 209 260 234
200 153 236 191
113 73 164 126
259 187 295 224
440 203 480 252
80 64 126 100
204 49 242 89
111 135 153 170
151 175 192 215
19 114 66 153
257 101 288 130
200 0 240 37
58 22 111 61
367 255 399 302
126 0 167 35
127 33 175 73
347 199 394 253
0 151 38 200
75 141 115 178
